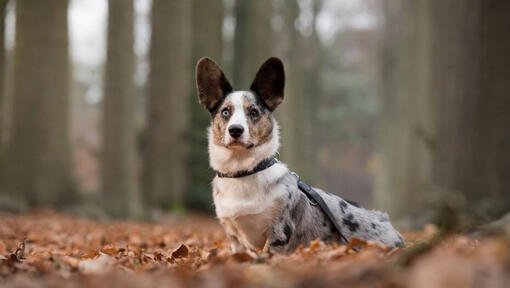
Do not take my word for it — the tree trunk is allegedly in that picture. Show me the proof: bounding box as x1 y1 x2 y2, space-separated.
233 0 273 89
188 0 223 211
277 0 321 182
145 0 191 210
301 0 322 183
277 0 306 178
375 0 435 223
0 0 7 155
103 0 141 218
376 0 510 227
1 0 73 210
430 0 510 224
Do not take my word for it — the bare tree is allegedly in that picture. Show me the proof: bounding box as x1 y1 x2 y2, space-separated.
189 0 224 211
276 0 321 182
1 0 73 209
103 0 141 217
0 0 7 154
375 0 435 223
145 0 191 210
233 0 273 89
376 0 510 227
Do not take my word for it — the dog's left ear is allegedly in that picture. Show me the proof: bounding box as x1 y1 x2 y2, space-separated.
250 57 285 111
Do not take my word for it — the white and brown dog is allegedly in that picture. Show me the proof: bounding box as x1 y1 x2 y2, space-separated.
196 57 404 254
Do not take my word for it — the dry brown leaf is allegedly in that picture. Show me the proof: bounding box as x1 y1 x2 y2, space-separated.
0 211 507 288
59 255 80 268
346 238 367 254
101 245 118 255
171 244 189 259
78 253 115 274
309 238 322 251
81 250 100 259
0 239 6 255
231 252 254 263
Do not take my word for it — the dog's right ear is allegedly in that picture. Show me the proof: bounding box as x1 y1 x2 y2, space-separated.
196 57 233 113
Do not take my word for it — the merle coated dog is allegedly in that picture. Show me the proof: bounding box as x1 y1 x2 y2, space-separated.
195 57 405 254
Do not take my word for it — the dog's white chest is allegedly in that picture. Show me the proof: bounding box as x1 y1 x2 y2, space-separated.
212 163 288 218
212 164 288 250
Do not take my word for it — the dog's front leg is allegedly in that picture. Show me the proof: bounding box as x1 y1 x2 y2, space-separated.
228 234 246 253
220 218 247 253
264 216 295 254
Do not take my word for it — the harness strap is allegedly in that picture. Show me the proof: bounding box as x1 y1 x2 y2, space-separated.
296 176 350 244
214 156 352 245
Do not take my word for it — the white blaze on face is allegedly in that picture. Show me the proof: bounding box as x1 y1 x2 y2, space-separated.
225 91 249 145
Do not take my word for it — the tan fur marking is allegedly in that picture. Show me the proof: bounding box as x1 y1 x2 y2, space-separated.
243 95 274 147
212 101 232 145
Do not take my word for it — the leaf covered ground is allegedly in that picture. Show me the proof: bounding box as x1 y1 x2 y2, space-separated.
0 211 509 288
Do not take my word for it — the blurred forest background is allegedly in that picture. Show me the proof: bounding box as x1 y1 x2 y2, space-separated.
0 0 508 229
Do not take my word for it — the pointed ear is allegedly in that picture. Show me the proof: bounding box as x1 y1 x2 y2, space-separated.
196 57 233 113
250 57 285 111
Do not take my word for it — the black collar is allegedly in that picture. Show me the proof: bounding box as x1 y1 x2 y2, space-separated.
216 157 278 178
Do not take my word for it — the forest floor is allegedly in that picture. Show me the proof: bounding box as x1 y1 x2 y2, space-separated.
0 211 509 288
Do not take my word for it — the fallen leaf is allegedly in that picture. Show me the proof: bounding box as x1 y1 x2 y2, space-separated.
309 239 322 251
231 252 254 263
0 211 506 288
8 238 27 263
101 245 118 255
78 253 115 274
171 244 188 259
81 250 100 259
346 238 367 254
0 239 6 254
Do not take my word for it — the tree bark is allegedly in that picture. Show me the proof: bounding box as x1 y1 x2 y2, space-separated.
277 0 321 182
103 0 141 218
376 0 510 227
233 0 273 89
430 0 510 223
145 0 191 210
277 0 306 178
0 0 7 155
1 0 73 210
189 0 223 211
375 0 435 223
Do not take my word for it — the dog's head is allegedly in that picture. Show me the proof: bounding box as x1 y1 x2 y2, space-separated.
196 57 284 152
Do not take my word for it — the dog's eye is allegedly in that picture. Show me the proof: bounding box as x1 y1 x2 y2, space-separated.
221 108 230 118
249 108 259 118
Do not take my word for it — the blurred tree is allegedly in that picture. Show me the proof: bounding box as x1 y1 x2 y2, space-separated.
376 0 510 227
375 0 434 224
0 0 6 155
145 0 191 211
277 0 305 179
277 0 321 182
233 0 273 89
0 0 74 210
300 0 323 183
429 0 510 225
103 0 141 218
188 0 224 212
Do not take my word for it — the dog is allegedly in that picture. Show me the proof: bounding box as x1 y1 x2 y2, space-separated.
195 57 405 254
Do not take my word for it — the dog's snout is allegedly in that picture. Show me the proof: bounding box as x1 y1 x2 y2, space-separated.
228 124 244 139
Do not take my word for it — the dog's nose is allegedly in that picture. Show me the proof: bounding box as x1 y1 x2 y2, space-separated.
228 125 244 139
